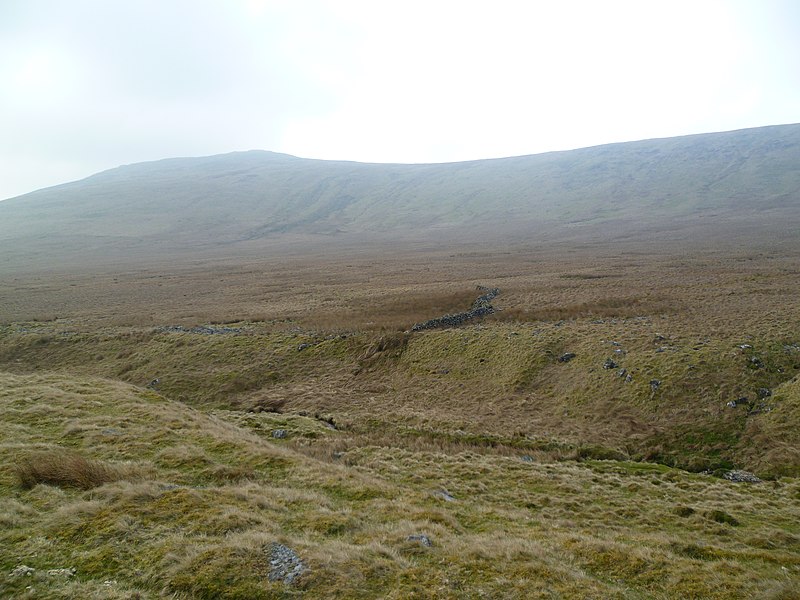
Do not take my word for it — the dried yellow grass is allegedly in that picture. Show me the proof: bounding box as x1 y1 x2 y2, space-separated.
14 449 141 490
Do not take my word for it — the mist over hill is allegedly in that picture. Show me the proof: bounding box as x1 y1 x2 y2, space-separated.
2 124 799 269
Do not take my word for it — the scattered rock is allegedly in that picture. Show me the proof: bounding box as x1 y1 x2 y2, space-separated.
655 346 669 353
726 400 738 408
739 344 753 349
614 348 626 355
407 534 433 547
603 358 618 370
433 489 456 502
46 568 76 578
749 357 764 368
558 352 576 363
10 565 35 577
521 455 534 462
650 379 661 391
723 470 762 483
617 368 627 378
625 374 633 383
297 343 312 351
146 378 160 389
272 429 288 439
267 543 307 584
654 334 667 342
757 388 772 399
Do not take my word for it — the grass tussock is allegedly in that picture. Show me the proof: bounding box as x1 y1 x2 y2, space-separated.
358 332 410 367
14 449 141 490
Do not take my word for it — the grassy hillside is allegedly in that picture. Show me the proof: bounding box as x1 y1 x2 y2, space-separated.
1 124 799 270
2 370 799 599
2 246 799 472
1 247 799 597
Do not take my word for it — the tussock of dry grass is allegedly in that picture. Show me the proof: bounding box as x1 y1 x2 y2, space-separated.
14 450 141 490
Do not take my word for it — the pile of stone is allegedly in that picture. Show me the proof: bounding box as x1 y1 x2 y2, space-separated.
267 543 307 584
723 470 762 483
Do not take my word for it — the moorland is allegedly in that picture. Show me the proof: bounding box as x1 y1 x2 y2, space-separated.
1 125 799 598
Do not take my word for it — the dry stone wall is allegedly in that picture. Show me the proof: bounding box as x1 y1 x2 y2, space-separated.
411 286 500 331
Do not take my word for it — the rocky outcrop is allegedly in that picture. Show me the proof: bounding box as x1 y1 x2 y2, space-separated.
412 286 500 331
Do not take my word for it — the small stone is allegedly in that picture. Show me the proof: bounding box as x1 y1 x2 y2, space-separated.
11 565 35 577
739 344 753 349
407 534 433 547
757 388 772 399
603 358 618 369
558 352 576 363
726 400 737 408
617 368 627 377
650 379 661 391
521 455 534 462
46 567 76 577
297 343 312 351
433 489 456 502
625 374 633 383
272 429 288 439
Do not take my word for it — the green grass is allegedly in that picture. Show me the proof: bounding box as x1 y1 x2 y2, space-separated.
1 370 799 598
1 317 799 474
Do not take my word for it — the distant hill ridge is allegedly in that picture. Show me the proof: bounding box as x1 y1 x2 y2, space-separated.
1 123 799 268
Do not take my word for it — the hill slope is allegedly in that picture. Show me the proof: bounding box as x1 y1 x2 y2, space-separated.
1 124 799 269
2 370 799 598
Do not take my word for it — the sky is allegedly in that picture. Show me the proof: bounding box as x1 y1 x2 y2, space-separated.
1 0 799 200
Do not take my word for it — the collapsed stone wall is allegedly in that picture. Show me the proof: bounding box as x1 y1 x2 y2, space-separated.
411 286 500 331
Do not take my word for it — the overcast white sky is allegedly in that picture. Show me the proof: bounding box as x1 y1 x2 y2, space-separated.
1 0 799 200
